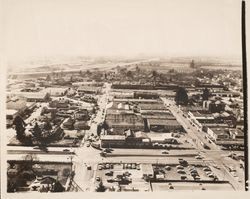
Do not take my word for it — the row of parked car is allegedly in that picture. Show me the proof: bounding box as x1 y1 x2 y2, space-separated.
122 163 140 170
98 163 114 170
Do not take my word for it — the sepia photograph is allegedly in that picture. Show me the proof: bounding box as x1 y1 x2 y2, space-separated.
1 0 249 197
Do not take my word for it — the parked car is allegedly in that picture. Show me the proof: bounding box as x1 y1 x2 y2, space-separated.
177 170 186 174
96 176 101 181
87 165 92 170
107 178 114 183
105 171 114 176
98 165 103 170
195 156 203 160
176 165 184 170
165 166 171 171
162 151 169 154
105 164 110 169
203 167 211 172
86 142 91 147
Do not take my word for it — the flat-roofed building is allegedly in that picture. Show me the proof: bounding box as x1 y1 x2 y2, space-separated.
105 109 145 134
42 87 68 96
77 86 101 95
100 135 126 147
207 127 230 141
8 92 50 102
147 119 183 132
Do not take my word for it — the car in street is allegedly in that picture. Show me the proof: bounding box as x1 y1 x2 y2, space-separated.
176 165 184 170
98 165 103 170
107 178 114 183
103 148 113 153
86 142 91 147
180 175 187 180
96 176 101 181
177 169 186 174
203 167 211 172
105 171 114 176
165 166 171 171
162 151 169 154
87 165 92 170
105 164 110 169
195 155 203 160
208 173 215 178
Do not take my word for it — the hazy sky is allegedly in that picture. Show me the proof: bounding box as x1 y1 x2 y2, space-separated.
2 0 243 62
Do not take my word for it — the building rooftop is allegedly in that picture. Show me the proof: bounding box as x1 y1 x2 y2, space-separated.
139 103 166 110
101 135 126 141
147 119 180 126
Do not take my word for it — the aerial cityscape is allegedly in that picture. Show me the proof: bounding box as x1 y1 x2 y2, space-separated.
2 0 247 195
5 56 246 192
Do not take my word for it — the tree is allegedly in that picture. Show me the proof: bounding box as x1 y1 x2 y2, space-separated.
52 180 65 192
126 70 133 78
44 121 52 131
190 60 195 68
135 65 140 73
202 88 210 101
86 70 92 76
175 87 188 105
33 123 42 140
13 115 27 141
152 70 158 77
46 74 51 81
96 181 106 192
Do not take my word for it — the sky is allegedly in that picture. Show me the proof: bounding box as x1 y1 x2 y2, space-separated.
2 0 243 63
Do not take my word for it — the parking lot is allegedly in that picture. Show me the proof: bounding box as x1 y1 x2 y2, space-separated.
94 162 151 191
151 182 234 191
152 163 220 181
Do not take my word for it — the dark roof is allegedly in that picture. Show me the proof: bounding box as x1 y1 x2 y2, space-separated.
148 119 181 126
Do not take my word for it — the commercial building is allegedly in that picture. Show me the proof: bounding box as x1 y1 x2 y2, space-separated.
105 109 145 134
147 119 183 132
42 87 68 96
9 92 50 102
77 86 101 95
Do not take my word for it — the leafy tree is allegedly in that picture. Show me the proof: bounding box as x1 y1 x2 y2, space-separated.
152 70 157 77
102 121 109 130
190 60 195 68
126 70 133 78
46 74 51 81
202 88 210 101
52 180 65 192
33 123 42 140
13 115 27 141
135 65 140 73
96 181 106 192
44 121 52 131
175 87 188 105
